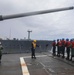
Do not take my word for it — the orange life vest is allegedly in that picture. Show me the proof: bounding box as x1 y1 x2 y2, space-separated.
52 42 56 46
66 41 71 47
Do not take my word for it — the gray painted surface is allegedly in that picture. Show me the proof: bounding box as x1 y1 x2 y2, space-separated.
0 53 74 75
0 40 52 54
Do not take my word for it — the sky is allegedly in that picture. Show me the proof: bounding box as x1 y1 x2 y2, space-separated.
0 0 74 40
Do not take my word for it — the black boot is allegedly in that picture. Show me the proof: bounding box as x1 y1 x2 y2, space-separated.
31 56 33 59
34 57 36 59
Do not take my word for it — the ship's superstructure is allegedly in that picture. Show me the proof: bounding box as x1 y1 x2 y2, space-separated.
0 39 52 54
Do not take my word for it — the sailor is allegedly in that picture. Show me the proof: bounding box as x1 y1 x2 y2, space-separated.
56 39 59 56
61 38 66 58
70 39 74 61
0 42 3 63
52 40 56 56
31 40 39 59
65 39 71 60
59 39 62 57
56 39 62 57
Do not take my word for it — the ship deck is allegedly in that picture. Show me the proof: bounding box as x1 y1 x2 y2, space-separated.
0 52 74 75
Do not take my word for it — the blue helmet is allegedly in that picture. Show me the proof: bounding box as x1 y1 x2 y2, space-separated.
53 40 55 42
62 38 64 40
57 39 59 41
66 38 69 41
70 39 73 42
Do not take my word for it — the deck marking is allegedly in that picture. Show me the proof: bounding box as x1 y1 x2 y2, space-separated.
40 62 50 75
20 55 47 75
49 68 55 73
22 55 47 58
20 57 30 75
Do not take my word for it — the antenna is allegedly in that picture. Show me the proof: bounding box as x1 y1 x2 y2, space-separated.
9 28 11 39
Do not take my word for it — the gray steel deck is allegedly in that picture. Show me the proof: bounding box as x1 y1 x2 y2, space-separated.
0 52 74 75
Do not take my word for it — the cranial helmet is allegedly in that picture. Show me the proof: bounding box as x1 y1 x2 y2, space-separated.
62 38 64 40
66 38 69 41
33 40 36 42
70 39 73 42
57 39 59 41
